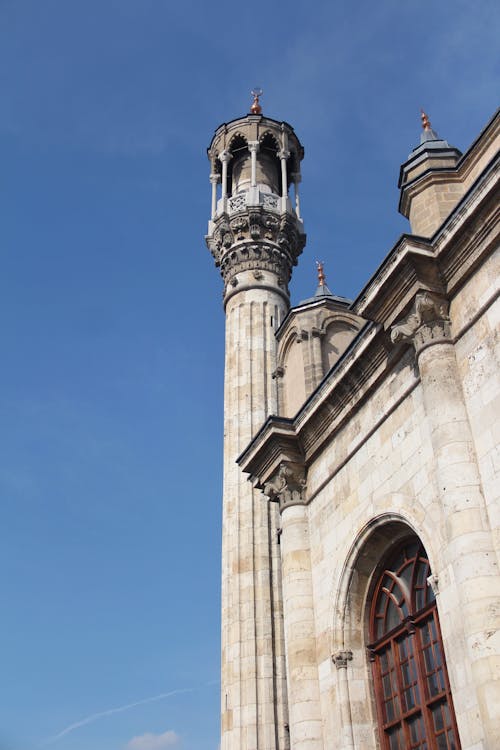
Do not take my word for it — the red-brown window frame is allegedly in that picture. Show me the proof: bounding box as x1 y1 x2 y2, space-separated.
367 539 461 750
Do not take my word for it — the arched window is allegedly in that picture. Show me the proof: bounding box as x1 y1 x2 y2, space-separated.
368 538 461 750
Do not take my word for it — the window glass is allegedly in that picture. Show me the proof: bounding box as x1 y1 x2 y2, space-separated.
368 538 461 750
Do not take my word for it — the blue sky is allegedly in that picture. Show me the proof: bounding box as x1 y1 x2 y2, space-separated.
0 1 497 749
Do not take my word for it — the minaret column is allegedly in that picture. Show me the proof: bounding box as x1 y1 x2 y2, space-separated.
219 149 232 209
278 149 290 198
210 173 219 219
248 141 260 188
222 274 289 750
292 172 302 218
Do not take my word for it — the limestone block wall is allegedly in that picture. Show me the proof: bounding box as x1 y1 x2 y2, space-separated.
299 283 500 750
408 179 465 237
451 248 500 559
306 351 434 748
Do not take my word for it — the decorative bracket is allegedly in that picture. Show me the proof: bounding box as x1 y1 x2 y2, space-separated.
332 649 353 669
390 292 451 355
263 461 306 512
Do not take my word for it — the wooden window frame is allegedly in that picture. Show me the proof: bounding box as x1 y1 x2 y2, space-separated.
367 540 461 750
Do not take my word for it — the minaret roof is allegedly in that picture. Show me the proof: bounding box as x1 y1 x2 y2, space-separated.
297 262 351 306
406 109 451 159
398 110 462 192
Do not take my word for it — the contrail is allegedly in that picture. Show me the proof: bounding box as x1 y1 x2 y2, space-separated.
40 687 195 746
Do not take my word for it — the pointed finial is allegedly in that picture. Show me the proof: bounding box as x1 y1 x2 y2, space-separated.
421 108 432 131
250 88 263 115
316 260 326 286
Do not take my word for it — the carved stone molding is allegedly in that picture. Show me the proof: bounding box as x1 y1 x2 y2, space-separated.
427 574 439 597
207 207 305 291
218 243 294 292
263 462 306 512
332 650 353 669
390 292 451 355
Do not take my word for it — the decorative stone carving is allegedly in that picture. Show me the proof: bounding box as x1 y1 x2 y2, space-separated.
427 574 439 597
277 149 291 161
218 149 232 165
390 292 451 354
230 216 248 240
263 462 306 511
332 650 353 669
249 210 261 240
208 203 305 292
263 214 279 239
219 242 295 290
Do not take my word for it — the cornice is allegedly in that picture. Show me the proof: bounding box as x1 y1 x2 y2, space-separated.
433 160 500 296
238 322 393 485
237 417 301 490
352 238 441 328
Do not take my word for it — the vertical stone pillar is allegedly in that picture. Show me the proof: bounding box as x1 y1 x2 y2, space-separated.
278 149 290 198
310 329 324 391
391 292 500 748
248 141 259 188
219 150 231 207
265 465 323 750
333 650 354 749
210 173 219 219
292 173 301 218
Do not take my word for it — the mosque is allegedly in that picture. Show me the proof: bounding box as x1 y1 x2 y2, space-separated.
205 93 500 749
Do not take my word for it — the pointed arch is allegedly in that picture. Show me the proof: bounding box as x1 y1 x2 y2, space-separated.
258 130 280 155
228 132 248 154
332 515 461 750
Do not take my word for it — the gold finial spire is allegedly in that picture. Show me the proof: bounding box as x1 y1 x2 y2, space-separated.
421 108 432 131
250 87 263 115
316 260 326 286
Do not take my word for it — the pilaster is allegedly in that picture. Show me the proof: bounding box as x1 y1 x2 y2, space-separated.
265 463 323 750
391 291 500 748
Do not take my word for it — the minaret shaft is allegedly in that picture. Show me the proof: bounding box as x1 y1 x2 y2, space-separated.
221 287 287 749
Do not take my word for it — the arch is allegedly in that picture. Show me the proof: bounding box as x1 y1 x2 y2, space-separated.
258 130 280 155
333 513 423 654
332 515 460 750
226 133 248 195
228 132 248 154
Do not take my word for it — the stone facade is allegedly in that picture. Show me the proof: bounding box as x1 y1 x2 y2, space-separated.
207 106 500 749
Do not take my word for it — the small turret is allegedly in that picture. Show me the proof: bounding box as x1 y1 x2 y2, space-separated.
399 110 463 237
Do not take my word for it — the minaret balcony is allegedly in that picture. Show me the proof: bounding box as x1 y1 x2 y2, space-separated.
216 189 294 218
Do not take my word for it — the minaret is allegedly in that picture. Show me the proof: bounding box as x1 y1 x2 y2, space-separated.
206 91 305 749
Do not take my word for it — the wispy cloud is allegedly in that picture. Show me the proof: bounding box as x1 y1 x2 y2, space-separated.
125 729 180 749
40 688 194 746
